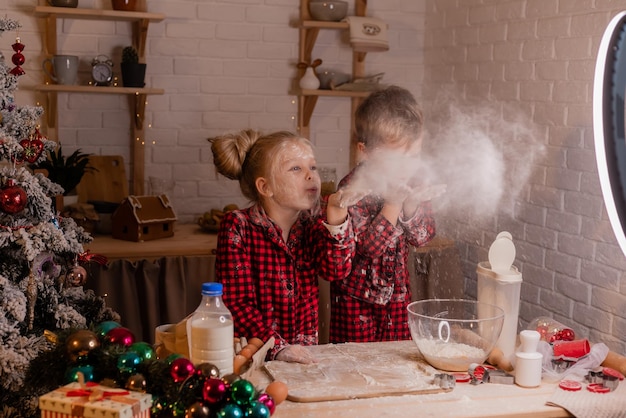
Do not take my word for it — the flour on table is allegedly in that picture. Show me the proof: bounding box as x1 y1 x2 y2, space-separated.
264 340 446 402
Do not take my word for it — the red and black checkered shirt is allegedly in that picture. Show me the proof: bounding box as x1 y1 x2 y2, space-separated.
329 166 436 343
215 204 354 358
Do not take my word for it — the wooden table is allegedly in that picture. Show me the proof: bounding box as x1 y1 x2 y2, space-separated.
85 223 217 261
270 381 570 418
250 341 572 418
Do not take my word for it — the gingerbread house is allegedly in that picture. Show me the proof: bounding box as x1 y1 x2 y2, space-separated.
111 194 177 242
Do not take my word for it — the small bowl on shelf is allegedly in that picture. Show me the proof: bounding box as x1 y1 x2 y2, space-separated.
309 1 349 22
407 299 504 372
316 69 351 89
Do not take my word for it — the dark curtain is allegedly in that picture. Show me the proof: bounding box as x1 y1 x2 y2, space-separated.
85 255 216 344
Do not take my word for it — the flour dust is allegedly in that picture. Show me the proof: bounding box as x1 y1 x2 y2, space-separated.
341 100 544 220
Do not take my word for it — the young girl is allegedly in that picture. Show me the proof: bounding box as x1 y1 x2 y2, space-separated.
330 86 444 343
209 129 353 363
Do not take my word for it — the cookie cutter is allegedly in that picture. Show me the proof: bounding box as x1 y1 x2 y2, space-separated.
584 370 619 392
433 373 456 389
468 363 513 385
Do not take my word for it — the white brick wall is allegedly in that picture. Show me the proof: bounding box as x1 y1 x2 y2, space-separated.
5 0 626 350
425 1 626 352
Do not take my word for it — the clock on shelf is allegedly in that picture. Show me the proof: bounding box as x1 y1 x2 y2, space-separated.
91 55 113 86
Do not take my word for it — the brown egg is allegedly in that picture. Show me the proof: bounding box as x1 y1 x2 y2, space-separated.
239 346 255 359
248 342 261 352
233 354 249 375
265 380 288 404
248 337 264 349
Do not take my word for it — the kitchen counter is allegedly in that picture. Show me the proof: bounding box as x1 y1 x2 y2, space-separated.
85 223 217 262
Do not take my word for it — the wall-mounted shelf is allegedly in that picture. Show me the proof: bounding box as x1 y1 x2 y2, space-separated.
298 0 369 167
32 5 165 195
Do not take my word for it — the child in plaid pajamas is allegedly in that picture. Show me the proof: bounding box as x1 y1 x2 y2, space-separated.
209 129 354 363
330 86 444 343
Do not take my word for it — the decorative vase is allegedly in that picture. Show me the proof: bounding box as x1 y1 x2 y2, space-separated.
121 63 146 87
299 67 320 90
111 0 137 11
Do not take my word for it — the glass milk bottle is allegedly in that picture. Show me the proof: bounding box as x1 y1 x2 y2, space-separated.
187 282 234 375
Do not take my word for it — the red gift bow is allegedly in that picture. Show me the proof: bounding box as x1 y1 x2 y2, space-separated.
67 373 129 401
66 382 130 402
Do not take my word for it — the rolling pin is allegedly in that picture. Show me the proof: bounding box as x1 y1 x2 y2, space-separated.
488 344 626 376
487 347 514 372
601 350 626 376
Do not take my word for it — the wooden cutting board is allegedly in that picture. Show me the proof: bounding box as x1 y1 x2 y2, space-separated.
264 340 448 402
77 155 128 204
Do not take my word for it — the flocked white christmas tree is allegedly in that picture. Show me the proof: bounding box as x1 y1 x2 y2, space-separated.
0 17 119 418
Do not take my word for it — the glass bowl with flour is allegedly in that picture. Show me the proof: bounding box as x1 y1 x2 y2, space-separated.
407 299 504 371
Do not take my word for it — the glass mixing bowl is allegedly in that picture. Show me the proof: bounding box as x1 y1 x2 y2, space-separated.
407 299 505 371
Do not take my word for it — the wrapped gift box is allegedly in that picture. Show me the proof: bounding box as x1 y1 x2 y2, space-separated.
39 382 151 418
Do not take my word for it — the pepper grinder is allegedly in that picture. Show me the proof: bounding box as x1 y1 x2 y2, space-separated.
515 330 543 387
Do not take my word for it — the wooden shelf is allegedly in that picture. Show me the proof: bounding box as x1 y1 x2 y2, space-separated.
33 6 165 23
301 20 349 29
32 5 165 195
35 84 165 95
298 0 369 167
301 89 371 98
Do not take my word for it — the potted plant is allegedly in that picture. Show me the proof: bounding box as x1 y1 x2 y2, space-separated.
120 46 146 88
30 147 95 199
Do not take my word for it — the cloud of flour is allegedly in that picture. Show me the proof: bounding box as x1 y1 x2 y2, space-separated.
344 99 544 219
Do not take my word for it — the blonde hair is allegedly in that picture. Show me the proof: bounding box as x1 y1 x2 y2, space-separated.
208 129 312 202
355 85 424 150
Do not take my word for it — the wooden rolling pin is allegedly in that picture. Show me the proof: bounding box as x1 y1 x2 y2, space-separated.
488 344 626 376
601 350 626 376
487 347 513 372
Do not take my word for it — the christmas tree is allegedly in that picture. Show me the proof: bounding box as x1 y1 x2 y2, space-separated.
0 17 119 418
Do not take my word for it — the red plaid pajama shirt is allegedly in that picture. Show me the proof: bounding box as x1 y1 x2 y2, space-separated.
215 204 354 359
329 166 436 343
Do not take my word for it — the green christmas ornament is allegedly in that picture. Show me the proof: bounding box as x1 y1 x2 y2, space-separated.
230 379 256 406
245 401 270 418
117 351 141 374
216 404 243 418
129 341 155 362
166 353 184 364
65 364 94 383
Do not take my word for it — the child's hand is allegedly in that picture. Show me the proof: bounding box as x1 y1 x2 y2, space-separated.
403 183 447 217
275 344 317 364
382 182 413 205
334 187 371 208
408 183 447 203
326 190 350 225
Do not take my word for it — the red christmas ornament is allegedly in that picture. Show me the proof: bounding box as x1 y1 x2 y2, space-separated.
1 179 27 214
170 357 195 383
203 377 228 404
10 37 25 76
19 130 45 163
104 326 135 347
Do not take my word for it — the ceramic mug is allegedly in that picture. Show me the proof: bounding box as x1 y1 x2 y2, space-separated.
42 55 79 85
47 0 78 7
